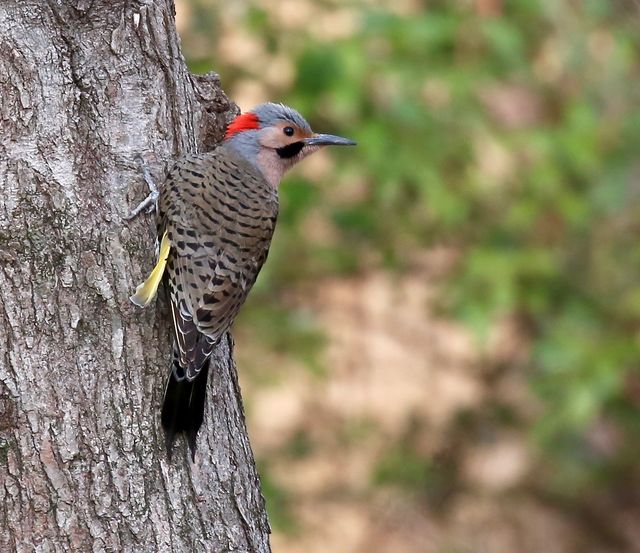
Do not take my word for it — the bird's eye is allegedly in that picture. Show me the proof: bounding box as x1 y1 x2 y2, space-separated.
283 126 295 137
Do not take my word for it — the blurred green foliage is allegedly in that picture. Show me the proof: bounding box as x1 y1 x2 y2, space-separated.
182 0 640 502
257 461 297 534
373 419 458 508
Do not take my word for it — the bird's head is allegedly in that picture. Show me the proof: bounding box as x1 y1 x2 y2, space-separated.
223 102 356 187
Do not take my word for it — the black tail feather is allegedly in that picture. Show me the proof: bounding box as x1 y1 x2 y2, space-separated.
161 359 210 461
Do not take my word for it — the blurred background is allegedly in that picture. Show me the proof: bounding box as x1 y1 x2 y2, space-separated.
176 1 640 551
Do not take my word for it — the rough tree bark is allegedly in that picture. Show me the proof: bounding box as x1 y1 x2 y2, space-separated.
0 1 271 551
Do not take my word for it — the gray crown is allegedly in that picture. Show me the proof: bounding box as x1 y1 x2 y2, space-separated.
251 103 312 132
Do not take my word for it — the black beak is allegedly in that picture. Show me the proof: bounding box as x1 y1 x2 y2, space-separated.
304 133 357 147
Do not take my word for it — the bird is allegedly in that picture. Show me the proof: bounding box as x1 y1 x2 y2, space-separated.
128 103 356 460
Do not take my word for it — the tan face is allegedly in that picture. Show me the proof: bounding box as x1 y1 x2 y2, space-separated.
255 122 319 188
257 122 313 149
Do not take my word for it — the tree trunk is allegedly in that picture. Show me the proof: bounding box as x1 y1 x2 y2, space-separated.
0 1 271 551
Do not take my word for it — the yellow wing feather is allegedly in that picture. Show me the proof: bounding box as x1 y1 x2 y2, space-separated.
130 232 171 308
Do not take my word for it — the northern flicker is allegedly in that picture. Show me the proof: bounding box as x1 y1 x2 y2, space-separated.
129 103 355 459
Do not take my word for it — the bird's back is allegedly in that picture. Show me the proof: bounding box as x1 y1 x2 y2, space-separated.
158 146 279 378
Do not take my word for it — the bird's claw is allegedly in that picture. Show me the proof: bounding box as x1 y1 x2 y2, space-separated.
124 156 159 220
123 190 158 220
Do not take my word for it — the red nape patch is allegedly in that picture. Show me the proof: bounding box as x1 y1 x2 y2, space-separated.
224 113 260 139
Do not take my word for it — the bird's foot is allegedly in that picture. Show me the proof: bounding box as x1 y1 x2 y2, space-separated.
124 156 159 220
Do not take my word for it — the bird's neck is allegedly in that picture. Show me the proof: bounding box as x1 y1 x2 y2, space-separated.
223 134 287 188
